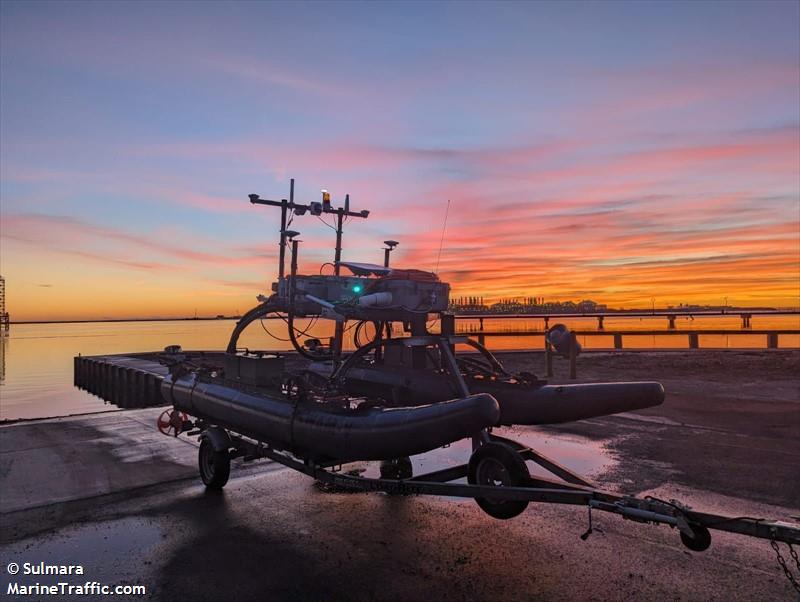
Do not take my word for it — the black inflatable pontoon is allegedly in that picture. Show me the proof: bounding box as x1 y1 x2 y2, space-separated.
163 373 500 462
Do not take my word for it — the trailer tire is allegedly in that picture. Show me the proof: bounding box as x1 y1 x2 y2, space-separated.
380 456 413 480
468 441 529 520
680 525 711 552
199 438 230 489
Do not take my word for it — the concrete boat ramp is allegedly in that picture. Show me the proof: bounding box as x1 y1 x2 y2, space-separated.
1 409 200 513
2 351 799 600
0 410 797 600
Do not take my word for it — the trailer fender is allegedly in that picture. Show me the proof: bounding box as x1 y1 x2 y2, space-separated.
200 426 231 452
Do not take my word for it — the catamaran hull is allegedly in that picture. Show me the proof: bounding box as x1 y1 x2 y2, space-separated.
321 365 664 425
162 374 500 462
490 381 665 425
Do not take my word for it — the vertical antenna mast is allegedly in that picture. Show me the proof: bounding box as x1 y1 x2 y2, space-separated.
277 179 294 282
333 194 347 276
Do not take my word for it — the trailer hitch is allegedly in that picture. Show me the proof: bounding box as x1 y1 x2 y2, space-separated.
586 498 711 551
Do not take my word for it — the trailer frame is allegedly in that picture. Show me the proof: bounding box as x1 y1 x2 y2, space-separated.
182 418 800 550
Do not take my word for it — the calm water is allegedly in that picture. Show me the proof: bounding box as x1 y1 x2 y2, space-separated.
1 315 798 421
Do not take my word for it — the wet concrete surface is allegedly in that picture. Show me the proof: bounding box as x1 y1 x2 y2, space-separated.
2 469 797 601
2 517 163 597
523 350 800 509
357 425 614 484
1 350 799 600
0 410 201 512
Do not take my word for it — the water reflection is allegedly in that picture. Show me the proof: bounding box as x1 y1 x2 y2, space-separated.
357 426 613 483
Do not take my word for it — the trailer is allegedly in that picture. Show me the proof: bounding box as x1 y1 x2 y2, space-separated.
75 178 800 593
159 408 800 557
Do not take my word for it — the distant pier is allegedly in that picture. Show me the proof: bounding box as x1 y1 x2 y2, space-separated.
455 309 800 332
464 328 800 350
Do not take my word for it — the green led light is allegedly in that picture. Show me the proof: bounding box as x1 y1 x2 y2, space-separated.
352 284 363 294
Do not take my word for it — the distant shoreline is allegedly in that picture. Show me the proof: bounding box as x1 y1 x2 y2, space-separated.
9 316 241 325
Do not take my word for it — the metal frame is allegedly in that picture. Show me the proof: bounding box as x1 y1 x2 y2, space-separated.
191 423 800 547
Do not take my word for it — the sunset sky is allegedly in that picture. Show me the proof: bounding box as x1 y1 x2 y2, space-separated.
1 1 798 321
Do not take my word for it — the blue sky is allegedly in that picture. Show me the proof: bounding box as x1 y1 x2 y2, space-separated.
1 1 798 319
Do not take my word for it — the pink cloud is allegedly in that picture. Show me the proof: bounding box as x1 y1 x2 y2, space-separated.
1 213 274 270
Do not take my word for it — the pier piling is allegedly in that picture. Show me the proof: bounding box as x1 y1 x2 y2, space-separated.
569 332 578 379
544 339 553 377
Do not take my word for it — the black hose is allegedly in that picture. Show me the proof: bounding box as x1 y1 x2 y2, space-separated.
287 313 332 360
226 300 278 353
280 313 319 338
331 337 383 382
354 320 383 349
260 318 291 342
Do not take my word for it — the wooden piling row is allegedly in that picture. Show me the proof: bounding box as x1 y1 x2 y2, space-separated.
767 332 779 349
73 355 167 409
464 329 797 350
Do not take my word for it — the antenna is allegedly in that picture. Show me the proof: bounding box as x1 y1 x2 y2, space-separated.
249 178 370 283
434 199 450 275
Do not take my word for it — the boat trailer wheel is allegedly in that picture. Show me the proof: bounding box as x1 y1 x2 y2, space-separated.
379 457 413 480
198 438 231 490
157 409 189 437
468 441 530 520
680 524 712 552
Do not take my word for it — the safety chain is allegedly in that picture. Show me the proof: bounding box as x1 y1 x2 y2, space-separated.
771 539 800 593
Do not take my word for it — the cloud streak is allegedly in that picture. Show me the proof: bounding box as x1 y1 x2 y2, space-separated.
2 213 274 271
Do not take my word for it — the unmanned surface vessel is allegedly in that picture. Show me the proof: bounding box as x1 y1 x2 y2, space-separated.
74 179 799 554
160 181 662 468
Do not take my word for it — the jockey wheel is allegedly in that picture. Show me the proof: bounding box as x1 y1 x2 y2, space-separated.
157 408 189 437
